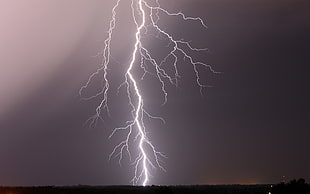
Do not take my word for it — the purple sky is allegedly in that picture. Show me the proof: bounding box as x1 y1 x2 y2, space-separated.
0 0 309 186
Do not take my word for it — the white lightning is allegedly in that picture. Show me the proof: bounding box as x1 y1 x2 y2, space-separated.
79 0 218 186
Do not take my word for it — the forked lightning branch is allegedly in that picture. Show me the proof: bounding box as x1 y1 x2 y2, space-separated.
79 0 217 186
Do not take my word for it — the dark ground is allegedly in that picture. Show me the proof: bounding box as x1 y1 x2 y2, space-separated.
0 185 271 194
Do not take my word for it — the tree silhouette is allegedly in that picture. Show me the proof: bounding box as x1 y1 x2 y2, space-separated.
271 178 310 194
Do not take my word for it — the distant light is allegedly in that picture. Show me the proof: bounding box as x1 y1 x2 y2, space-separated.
268 192 272 194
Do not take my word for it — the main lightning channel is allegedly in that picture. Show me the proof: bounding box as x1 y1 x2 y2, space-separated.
80 0 217 186
126 0 148 186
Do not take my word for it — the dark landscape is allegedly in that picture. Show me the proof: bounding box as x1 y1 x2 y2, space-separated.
0 185 270 194
1 179 309 194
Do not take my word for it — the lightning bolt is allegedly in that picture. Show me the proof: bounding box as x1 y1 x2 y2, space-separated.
79 0 218 186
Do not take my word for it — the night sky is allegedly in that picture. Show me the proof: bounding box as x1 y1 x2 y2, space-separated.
0 0 309 186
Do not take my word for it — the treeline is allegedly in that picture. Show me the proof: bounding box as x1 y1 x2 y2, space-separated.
271 178 310 194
